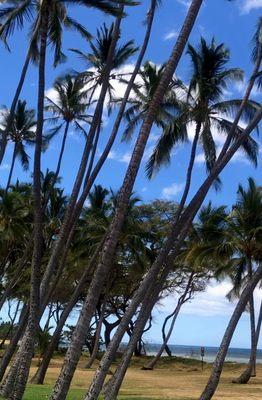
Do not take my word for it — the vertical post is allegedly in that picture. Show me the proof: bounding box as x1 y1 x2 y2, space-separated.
201 346 205 371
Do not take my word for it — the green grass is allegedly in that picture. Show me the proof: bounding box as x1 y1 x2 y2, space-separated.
0 384 170 400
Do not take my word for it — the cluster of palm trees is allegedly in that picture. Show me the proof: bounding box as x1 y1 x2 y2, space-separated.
0 1 261 400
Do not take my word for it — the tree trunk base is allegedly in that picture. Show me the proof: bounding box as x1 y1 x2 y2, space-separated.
141 366 154 370
232 370 252 384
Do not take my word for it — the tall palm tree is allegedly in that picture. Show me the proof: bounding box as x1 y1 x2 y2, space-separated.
1 101 37 192
49 2 205 400
45 74 92 184
71 22 138 103
147 38 260 182
218 178 262 384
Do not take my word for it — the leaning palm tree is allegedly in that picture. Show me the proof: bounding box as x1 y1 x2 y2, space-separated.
1 100 37 192
222 178 262 384
45 74 92 184
48 2 206 400
70 22 138 104
146 38 260 181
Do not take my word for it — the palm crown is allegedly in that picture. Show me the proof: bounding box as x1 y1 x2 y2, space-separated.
1 100 36 170
70 22 138 103
0 0 136 65
119 61 184 140
147 38 260 181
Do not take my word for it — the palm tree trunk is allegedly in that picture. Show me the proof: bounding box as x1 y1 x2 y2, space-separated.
62 0 159 254
30 246 100 385
143 272 194 370
199 264 262 400
0 304 28 383
50 4 203 400
218 42 262 160
232 295 256 384
53 121 70 184
103 270 169 400
233 259 257 383
5 144 17 193
81 0 158 194
0 5 49 399
85 302 106 369
83 120 201 397
38 1 119 306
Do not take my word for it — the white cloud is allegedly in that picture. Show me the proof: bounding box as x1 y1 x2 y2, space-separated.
159 279 262 318
163 30 179 41
107 150 132 164
195 153 205 164
240 0 262 13
177 0 191 9
233 79 261 97
0 163 9 171
162 182 184 199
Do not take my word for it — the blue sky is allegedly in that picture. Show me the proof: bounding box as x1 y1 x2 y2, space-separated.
1 0 262 348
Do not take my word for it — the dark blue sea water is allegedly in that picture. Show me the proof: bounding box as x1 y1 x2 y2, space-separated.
141 343 262 363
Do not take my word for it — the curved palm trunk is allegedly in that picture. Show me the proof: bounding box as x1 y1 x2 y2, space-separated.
218 44 262 160
66 0 159 230
199 264 262 400
143 273 194 370
0 7 49 399
30 246 100 385
53 121 70 184
232 295 256 383
5 144 17 193
0 304 28 383
84 120 201 398
49 4 203 400
85 302 106 369
233 259 257 383
103 270 169 400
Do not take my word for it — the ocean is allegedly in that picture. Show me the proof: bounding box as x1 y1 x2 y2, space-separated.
134 344 262 364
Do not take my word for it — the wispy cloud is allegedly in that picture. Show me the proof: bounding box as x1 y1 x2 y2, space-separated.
176 0 191 9
108 150 132 164
163 30 179 41
240 0 262 13
0 163 10 171
161 182 184 199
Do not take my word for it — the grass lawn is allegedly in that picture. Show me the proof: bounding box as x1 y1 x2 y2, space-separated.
1 355 262 399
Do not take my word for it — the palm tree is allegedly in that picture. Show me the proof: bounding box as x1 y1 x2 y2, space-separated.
70 22 138 103
49 3 205 400
216 178 262 384
45 74 92 184
1 101 37 192
147 38 260 182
